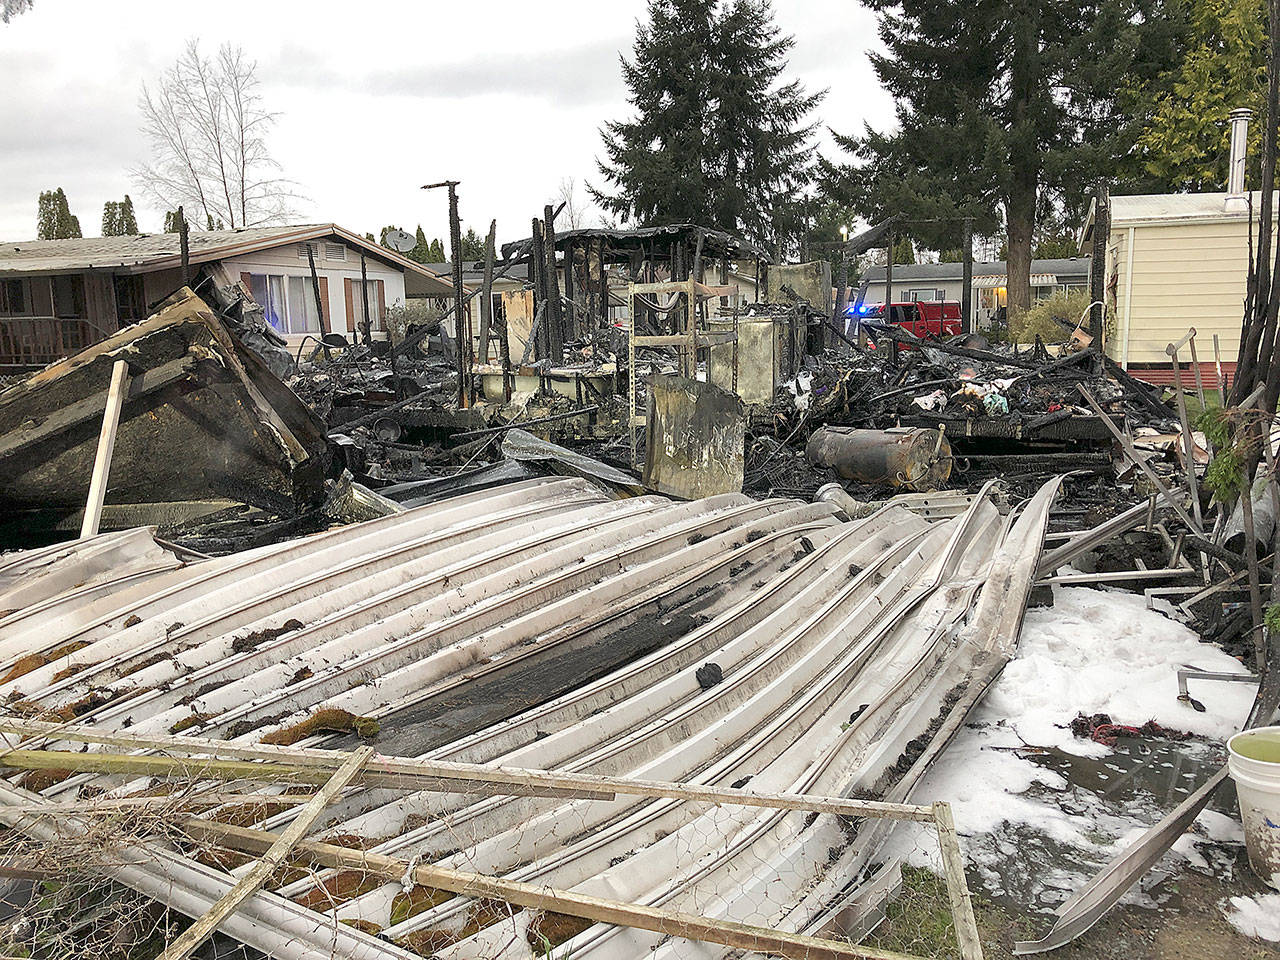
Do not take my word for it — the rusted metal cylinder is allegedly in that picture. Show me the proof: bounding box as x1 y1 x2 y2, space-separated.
805 427 951 491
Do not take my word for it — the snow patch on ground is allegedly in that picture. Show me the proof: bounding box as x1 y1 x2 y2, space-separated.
1226 892 1280 941
882 585 1253 908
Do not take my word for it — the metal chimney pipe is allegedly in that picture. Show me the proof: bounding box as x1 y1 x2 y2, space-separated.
1226 107 1253 211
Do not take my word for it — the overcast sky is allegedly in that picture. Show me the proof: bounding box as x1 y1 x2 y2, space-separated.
0 0 893 245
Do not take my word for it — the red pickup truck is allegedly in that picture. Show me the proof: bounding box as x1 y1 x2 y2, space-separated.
855 300 963 341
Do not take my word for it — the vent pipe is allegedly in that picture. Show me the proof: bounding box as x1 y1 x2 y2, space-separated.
1226 107 1252 212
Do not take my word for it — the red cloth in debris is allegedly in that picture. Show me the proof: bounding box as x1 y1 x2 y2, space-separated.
1069 712 1187 746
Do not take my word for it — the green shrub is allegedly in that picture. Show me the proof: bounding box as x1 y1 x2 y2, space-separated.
1204 445 1244 500
1010 289 1092 344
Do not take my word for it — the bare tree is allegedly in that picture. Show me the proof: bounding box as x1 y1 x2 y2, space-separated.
1 0 33 24
134 40 299 229
554 178 588 231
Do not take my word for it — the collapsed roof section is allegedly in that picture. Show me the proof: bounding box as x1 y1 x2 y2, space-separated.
0 475 1059 959
0 287 329 535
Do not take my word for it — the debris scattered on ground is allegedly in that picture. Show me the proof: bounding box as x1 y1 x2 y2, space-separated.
2 213 1276 960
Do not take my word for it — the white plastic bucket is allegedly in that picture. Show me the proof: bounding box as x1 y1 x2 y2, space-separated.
1228 726 1280 889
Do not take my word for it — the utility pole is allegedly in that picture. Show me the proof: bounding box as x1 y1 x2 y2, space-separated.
961 218 974 335
422 180 470 407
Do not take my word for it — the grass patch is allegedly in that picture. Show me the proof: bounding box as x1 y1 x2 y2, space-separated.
863 866 961 959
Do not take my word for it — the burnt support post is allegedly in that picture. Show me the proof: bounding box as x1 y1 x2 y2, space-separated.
422 179 469 406
478 219 496 367
542 204 563 363
961 218 973 335
359 253 371 345
306 245 328 336
178 206 190 286
531 216 546 359
1090 183 1110 340
598 238 608 324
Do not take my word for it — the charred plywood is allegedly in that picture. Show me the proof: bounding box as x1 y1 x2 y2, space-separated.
644 375 745 499
0 287 328 534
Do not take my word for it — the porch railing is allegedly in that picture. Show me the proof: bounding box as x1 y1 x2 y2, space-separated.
0 317 111 370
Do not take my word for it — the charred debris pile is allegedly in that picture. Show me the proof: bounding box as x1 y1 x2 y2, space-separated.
0 222 1214 566
0 218 1242 628
0 220 1271 960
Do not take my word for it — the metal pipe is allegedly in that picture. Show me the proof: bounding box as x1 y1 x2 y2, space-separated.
1228 107 1253 200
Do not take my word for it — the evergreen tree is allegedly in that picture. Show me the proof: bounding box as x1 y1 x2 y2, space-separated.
119 195 138 234
427 238 446 262
593 0 821 251
102 195 140 236
461 227 486 260
164 209 181 233
409 225 432 264
37 188 82 239
102 201 120 236
710 0 823 247
821 0 1176 316
1121 0 1267 192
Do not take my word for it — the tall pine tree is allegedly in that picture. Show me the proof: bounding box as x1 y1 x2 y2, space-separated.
119 195 139 234
822 0 1175 315
37 188 82 239
102 201 119 236
101 195 140 236
593 0 821 252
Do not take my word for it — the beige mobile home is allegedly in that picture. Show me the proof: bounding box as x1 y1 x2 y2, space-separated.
1078 192 1279 387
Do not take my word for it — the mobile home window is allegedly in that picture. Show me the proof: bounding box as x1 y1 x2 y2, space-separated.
0 278 29 316
351 279 383 329
247 273 287 331
113 274 147 322
286 276 322 334
52 275 85 318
